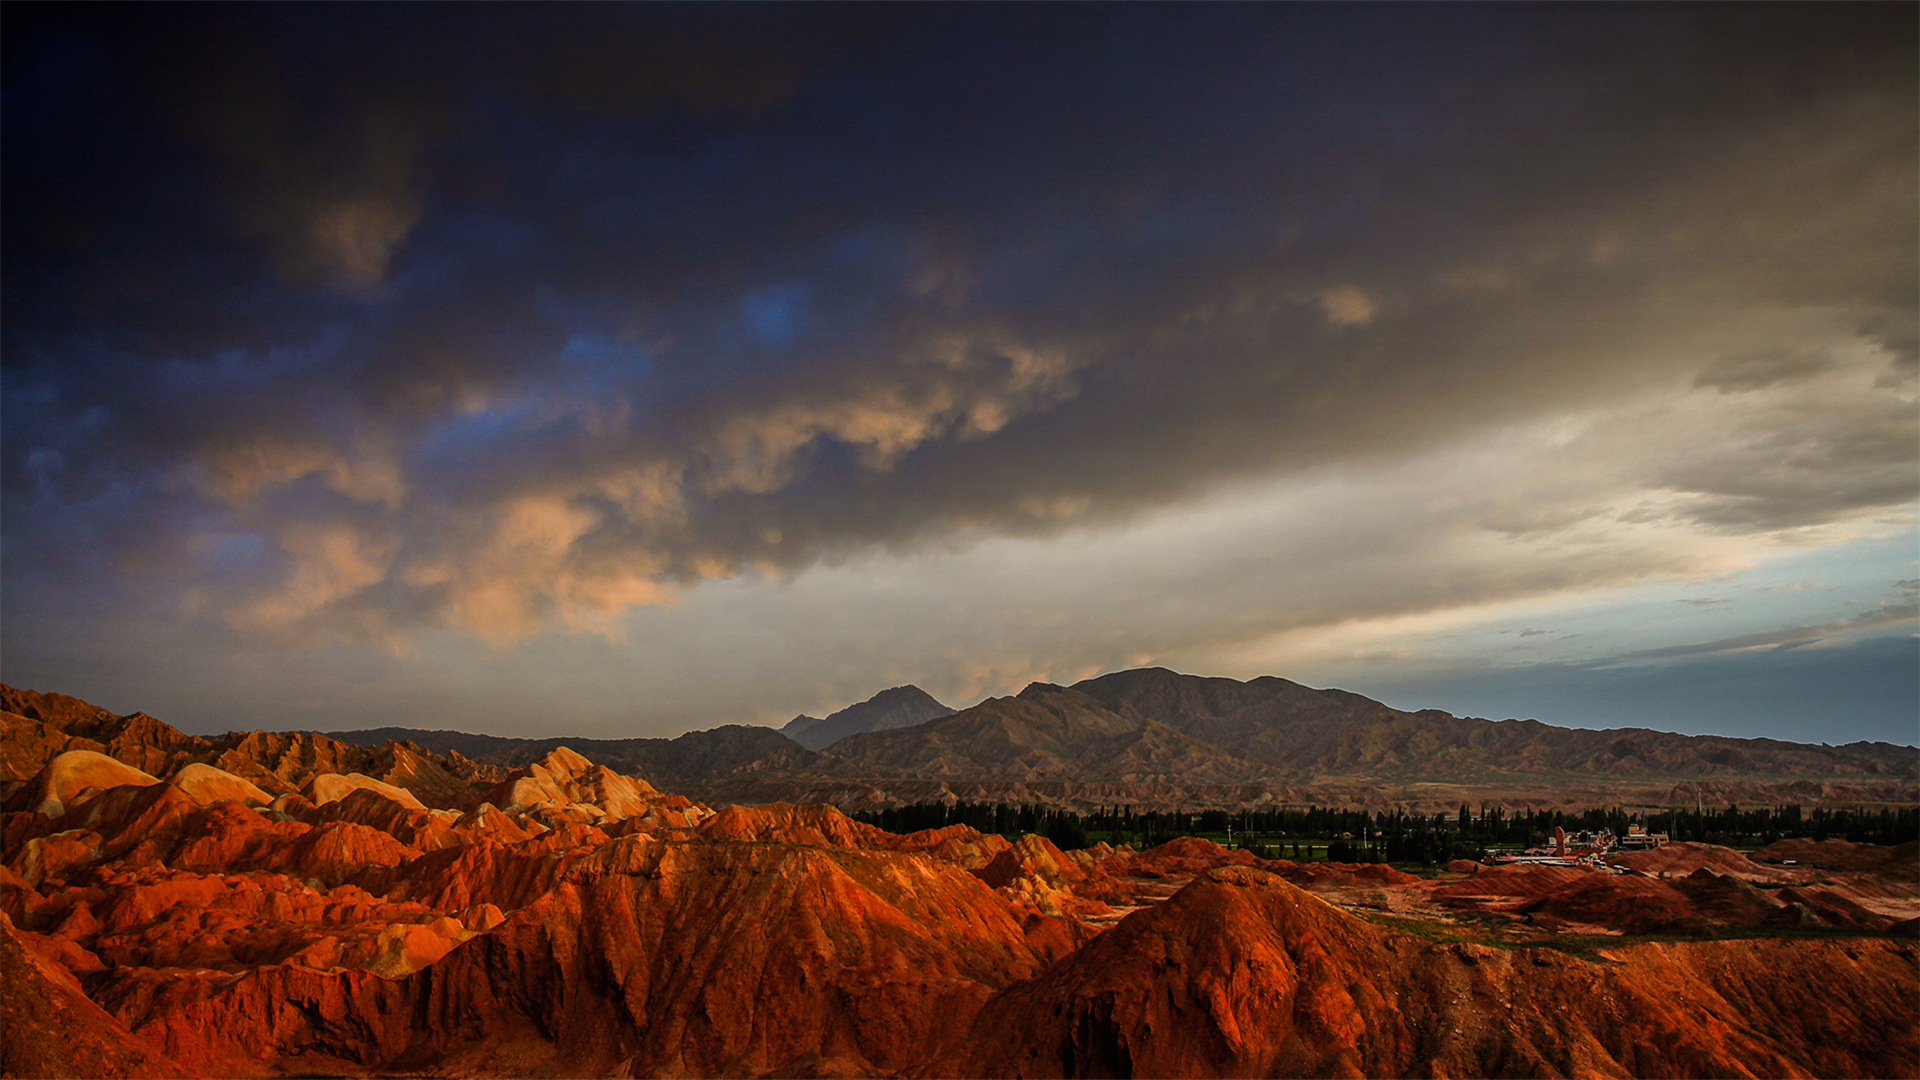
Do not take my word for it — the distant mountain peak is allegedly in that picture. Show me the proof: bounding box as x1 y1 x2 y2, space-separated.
869 684 943 704
1017 681 1067 697
779 684 955 751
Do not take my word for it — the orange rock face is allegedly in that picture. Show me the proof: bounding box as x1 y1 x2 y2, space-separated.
959 867 1920 1079
3 686 1916 1079
1 912 187 1079
17 750 161 818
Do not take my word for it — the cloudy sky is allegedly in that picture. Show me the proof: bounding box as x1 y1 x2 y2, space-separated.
4 5 1915 744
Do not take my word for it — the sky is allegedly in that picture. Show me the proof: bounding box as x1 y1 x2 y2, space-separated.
3 4 1915 745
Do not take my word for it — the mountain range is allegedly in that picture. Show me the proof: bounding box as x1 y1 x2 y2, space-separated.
319 667 1915 811
6 669 1909 816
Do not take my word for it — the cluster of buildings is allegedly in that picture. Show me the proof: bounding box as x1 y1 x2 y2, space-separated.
1485 823 1668 869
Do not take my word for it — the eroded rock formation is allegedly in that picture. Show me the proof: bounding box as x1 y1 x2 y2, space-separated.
2 686 1914 1078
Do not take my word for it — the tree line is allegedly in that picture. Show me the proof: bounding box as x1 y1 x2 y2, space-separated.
849 800 1919 865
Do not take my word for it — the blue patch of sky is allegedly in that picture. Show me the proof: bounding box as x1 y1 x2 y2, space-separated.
558 332 650 379
415 400 540 463
22 449 67 499
407 332 657 471
199 532 274 583
832 231 884 264
740 283 810 347
160 330 348 392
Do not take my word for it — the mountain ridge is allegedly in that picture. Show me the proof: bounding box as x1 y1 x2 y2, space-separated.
794 668 1916 789
8 670 1913 816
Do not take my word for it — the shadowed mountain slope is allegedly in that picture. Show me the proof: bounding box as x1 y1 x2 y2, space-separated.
823 683 1260 783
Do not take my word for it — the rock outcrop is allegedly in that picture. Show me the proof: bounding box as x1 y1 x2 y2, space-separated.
13 750 161 818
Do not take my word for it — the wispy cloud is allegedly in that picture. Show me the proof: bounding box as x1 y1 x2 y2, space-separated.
1598 597 1919 665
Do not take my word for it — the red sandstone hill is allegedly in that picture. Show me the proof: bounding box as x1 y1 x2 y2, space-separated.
3 683 1917 1079
960 867 1917 1078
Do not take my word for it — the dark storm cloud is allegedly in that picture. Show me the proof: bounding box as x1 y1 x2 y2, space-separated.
4 4 1915 643
1654 398 1917 531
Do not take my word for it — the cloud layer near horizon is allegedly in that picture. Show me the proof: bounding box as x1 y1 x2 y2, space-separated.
3 6 1914 738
